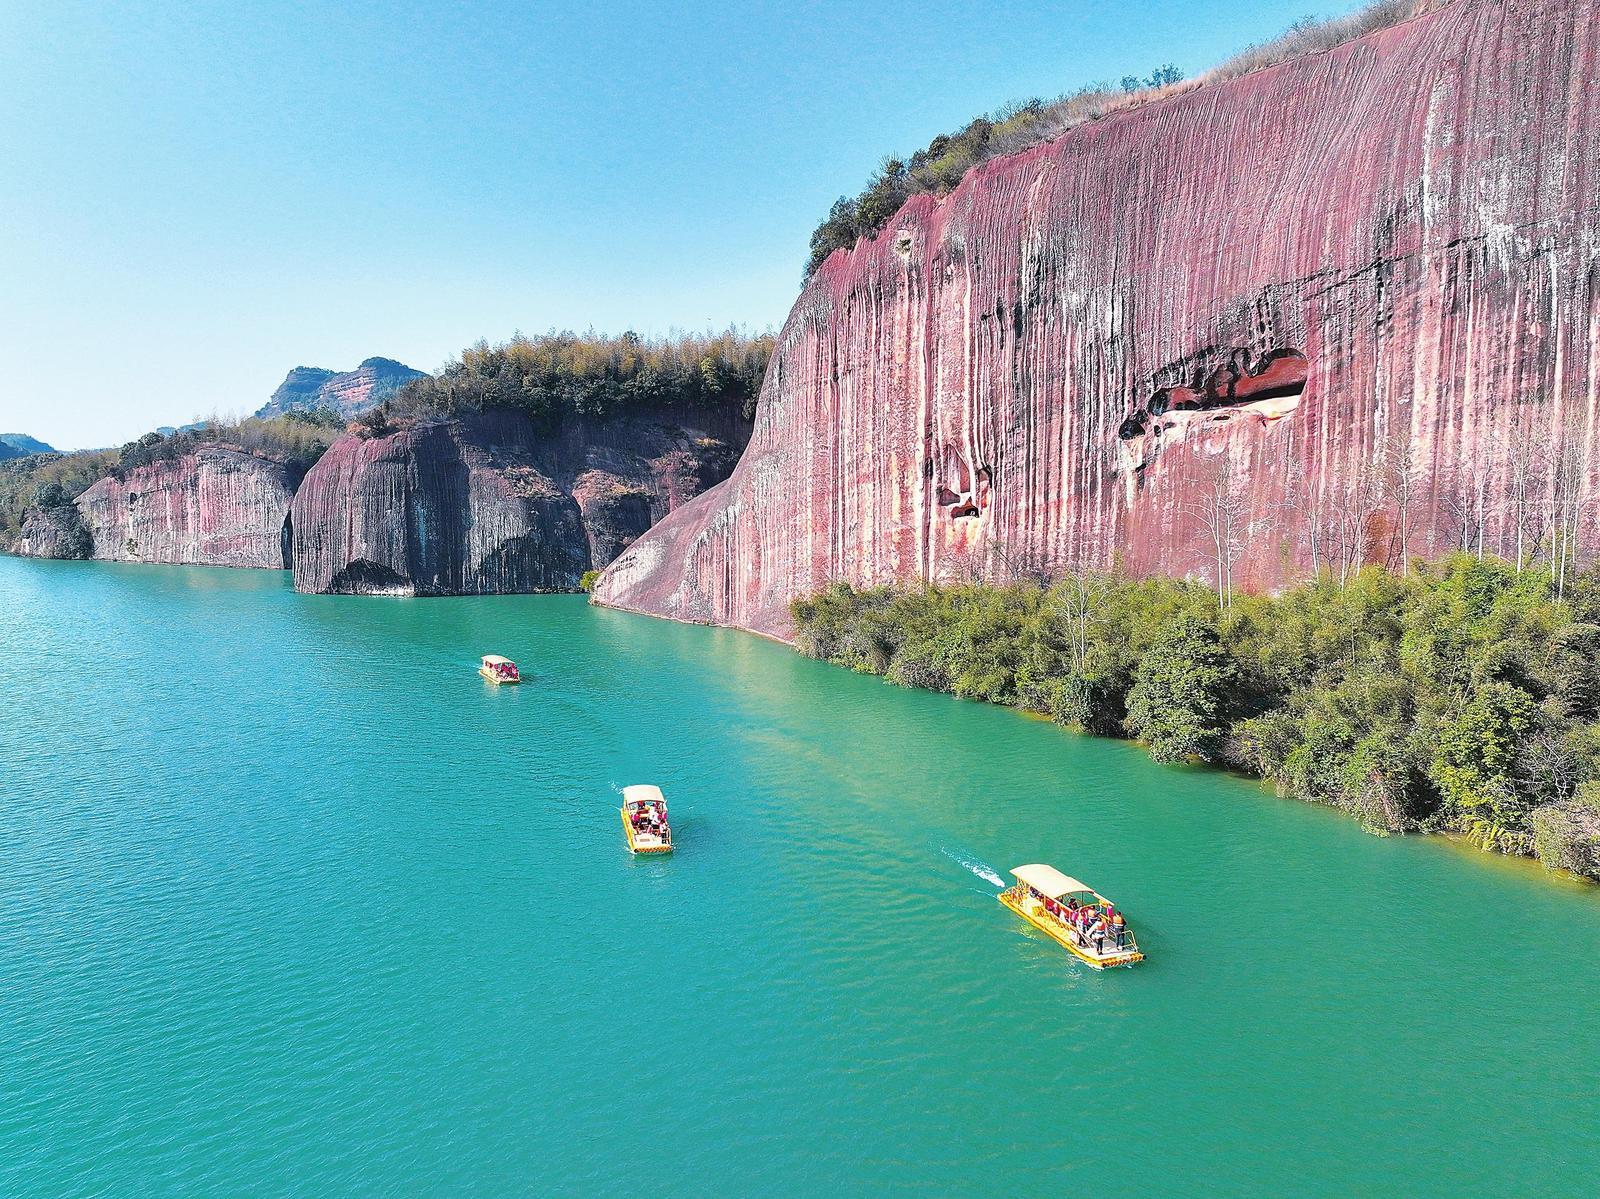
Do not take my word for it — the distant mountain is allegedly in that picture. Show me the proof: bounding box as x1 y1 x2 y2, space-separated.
255 357 426 420
1 434 57 458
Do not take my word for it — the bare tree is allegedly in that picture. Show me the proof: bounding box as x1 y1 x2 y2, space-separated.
1053 570 1112 673
1518 730 1587 805
1441 441 1495 561
1329 461 1385 588
1471 450 1492 561
983 530 1054 587
1547 429 1591 598
1503 419 1549 573
1283 444 1326 578
1191 458 1248 613
1381 436 1421 576
1440 474 1474 557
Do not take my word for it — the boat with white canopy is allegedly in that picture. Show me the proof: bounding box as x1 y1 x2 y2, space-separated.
620 784 673 854
998 864 1143 968
479 654 521 685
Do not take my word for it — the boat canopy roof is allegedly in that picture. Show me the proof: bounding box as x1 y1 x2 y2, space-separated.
1011 864 1102 901
623 784 666 807
482 654 515 666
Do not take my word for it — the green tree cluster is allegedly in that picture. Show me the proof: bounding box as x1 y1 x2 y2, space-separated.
791 557 1600 879
1 413 344 551
0 448 119 548
804 82 1180 278
388 330 773 426
805 64 1192 277
111 409 343 481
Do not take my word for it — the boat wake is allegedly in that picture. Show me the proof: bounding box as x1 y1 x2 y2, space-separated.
941 846 1004 888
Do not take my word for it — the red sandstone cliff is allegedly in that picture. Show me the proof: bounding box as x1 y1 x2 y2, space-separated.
596 0 1600 639
291 408 746 595
73 445 299 568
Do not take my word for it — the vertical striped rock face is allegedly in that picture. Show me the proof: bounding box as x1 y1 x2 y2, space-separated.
15 507 91 560
290 409 745 595
596 0 1600 640
73 446 297 568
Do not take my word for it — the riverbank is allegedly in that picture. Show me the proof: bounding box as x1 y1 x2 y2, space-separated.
790 556 1600 882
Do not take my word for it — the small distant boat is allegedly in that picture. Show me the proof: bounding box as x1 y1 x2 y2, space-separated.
621 784 673 855
480 654 521 685
998 864 1143 969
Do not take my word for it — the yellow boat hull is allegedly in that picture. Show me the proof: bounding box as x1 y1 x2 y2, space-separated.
998 889 1143 969
621 808 673 854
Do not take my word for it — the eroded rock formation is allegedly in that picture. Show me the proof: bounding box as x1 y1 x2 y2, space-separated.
7 407 745 587
256 357 426 420
15 506 91 559
71 445 300 568
291 408 746 595
597 0 1600 639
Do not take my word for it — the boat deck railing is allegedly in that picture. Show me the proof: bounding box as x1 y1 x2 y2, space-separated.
632 822 671 846
1079 930 1139 957
1061 923 1138 956
1005 884 1138 956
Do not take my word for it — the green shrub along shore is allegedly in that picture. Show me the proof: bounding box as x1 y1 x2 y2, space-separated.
792 556 1600 880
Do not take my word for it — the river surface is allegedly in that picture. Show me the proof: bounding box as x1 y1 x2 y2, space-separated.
3 557 1599 1196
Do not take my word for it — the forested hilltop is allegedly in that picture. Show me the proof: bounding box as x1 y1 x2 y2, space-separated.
0 411 340 552
0 451 118 555
2 330 773 556
375 329 772 429
793 557 1600 881
805 0 1424 275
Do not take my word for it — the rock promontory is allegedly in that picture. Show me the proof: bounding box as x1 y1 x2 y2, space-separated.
290 407 747 595
72 445 302 568
596 0 1600 639
15 505 92 559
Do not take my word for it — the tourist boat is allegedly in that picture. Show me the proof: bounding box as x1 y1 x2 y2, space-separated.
479 654 521 685
620 784 673 854
998 864 1143 968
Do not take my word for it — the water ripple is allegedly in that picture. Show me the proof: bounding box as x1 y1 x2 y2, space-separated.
2 560 1599 1196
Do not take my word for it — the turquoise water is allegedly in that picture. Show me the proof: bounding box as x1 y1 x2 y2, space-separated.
2 557 1598 1196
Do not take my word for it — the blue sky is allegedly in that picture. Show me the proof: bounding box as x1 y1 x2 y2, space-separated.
1 1 1362 449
